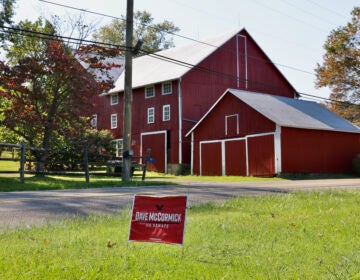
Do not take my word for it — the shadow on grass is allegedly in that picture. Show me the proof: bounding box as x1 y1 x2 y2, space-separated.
0 175 177 192
278 173 359 180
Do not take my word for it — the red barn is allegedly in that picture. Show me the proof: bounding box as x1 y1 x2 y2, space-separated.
186 89 360 176
92 28 299 174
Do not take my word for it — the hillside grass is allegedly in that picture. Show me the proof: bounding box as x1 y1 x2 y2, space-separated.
1 190 359 279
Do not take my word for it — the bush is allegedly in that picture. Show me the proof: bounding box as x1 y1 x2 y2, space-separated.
353 154 360 175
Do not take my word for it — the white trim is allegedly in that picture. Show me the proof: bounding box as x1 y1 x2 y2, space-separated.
246 132 275 138
178 78 183 164
140 130 168 173
162 104 171 121
145 85 155 98
245 138 249 176
225 114 239 135
274 125 282 174
90 114 97 129
198 132 277 176
236 35 239 88
221 141 226 176
162 81 172 95
237 34 248 89
112 138 123 158
147 107 155 124
110 113 117 129
110 93 119 105
190 132 194 175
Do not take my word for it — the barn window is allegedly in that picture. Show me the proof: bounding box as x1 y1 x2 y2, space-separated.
225 114 239 136
145 85 155 98
90 114 97 128
162 82 172 95
147 107 155 124
113 139 123 157
163 105 170 121
110 93 118 105
111 114 117 129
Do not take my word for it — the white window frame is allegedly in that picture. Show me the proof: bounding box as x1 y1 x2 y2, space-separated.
145 85 155 98
113 139 123 158
147 107 155 124
110 93 119 105
90 114 97 129
163 104 170 121
111 114 117 129
162 81 172 95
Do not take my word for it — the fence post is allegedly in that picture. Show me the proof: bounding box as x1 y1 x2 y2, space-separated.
19 140 25 183
83 142 90 183
142 148 151 181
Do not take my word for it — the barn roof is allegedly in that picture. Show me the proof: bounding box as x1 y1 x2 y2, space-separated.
105 29 240 94
186 89 360 136
77 54 125 84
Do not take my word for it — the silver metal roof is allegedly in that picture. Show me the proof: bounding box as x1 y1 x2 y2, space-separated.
108 29 240 94
187 89 360 136
77 54 125 84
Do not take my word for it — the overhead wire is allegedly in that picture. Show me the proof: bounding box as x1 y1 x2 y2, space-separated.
38 0 316 76
279 0 338 27
1 18 356 107
0 25 289 93
303 0 348 19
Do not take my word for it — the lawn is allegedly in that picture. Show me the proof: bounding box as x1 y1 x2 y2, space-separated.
0 190 359 279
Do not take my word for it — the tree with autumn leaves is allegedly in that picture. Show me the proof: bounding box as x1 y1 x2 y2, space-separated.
316 7 360 126
0 18 122 172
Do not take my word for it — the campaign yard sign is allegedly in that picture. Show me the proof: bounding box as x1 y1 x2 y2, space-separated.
128 195 188 245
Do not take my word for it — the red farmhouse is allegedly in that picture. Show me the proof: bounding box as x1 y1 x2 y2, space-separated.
186 89 360 176
93 28 299 174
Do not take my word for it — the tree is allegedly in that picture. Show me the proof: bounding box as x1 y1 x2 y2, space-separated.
92 10 180 54
0 0 16 43
0 18 122 173
0 0 15 26
315 7 360 125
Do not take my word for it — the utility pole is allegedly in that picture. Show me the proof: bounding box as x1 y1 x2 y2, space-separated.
122 0 134 181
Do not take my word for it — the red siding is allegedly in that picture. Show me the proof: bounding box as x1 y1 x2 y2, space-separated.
282 127 360 173
92 29 298 173
193 93 275 142
141 132 166 173
201 142 222 176
247 135 275 176
192 92 277 176
181 29 296 124
225 139 247 176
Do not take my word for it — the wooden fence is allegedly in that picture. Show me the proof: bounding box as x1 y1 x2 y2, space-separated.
0 142 151 183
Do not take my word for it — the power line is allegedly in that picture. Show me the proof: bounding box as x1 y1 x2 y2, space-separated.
38 0 316 76
303 0 348 19
39 0 123 21
0 25 296 96
1 25 127 50
3 24 357 108
251 0 329 33
279 0 337 27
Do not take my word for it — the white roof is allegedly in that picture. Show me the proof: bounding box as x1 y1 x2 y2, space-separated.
187 89 360 136
77 54 125 84
108 29 240 94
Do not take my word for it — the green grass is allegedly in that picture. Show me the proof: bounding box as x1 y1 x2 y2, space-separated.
0 159 19 171
1 191 359 279
0 175 175 192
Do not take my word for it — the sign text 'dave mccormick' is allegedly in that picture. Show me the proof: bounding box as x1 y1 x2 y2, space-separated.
128 195 188 245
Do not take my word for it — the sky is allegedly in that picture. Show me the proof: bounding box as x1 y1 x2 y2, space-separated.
11 0 360 101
